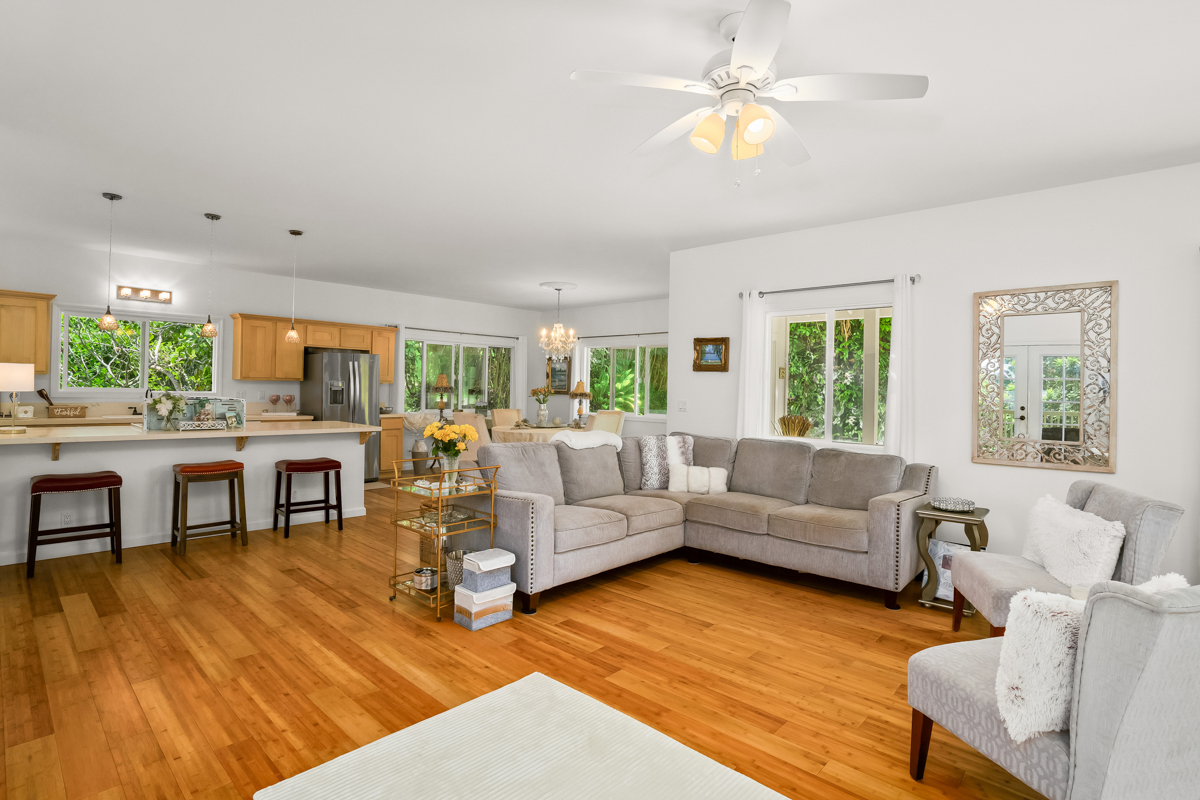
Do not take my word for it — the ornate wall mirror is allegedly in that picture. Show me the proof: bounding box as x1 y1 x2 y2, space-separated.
973 281 1117 472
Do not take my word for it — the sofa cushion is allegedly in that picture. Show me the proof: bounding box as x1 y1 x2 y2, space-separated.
477 442 565 505
617 437 643 493
671 431 737 488
767 503 869 552
552 505 627 553
807 448 904 511
628 488 702 506
728 438 814 505
555 442 624 505
575 495 684 535
686 492 795 535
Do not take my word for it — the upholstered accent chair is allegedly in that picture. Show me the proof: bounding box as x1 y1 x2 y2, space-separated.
909 581 1200 799
491 408 521 428
452 411 491 466
586 410 625 435
951 481 1184 634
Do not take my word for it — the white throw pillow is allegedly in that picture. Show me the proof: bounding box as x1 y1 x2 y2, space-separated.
996 573 1189 743
667 463 690 493
708 467 728 495
1022 494 1126 586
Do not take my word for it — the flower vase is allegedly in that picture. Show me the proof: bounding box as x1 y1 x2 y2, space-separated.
440 453 461 474
537 404 548 426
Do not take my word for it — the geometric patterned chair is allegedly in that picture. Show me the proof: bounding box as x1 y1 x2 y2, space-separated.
909 580 1200 799
950 480 1184 635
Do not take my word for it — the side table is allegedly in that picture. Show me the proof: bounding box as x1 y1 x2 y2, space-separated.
916 503 990 612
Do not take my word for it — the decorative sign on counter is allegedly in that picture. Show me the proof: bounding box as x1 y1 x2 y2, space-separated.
144 395 246 431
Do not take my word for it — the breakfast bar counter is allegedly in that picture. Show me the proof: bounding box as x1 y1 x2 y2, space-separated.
0 421 381 568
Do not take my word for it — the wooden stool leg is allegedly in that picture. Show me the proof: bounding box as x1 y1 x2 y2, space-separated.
283 473 293 539
179 477 190 557
334 469 343 531
112 487 123 565
26 494 42 578
171 476 180 547
952 589 965 632
235 470 248 546
323 471 331 524
272 470 282 532
227 477 237 538
108 488 117 554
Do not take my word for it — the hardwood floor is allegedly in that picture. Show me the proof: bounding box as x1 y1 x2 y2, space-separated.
0 488 1045 800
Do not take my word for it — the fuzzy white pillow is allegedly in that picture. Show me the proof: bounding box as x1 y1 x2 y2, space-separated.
996 573 1189 743
1022 494 1126 586
667 463 689 493
668 464 728 495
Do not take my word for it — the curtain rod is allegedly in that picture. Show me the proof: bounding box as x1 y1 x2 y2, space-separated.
578 331 668 340
403 326 519 341
740 275 921 299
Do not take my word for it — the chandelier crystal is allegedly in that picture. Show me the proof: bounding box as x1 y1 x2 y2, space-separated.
539 284 577 362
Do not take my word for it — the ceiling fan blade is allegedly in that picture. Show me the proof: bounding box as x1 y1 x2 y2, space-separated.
761 105 810 167
729 0 791 83
570 70 716 96
763 73 929 101
633 107 719 155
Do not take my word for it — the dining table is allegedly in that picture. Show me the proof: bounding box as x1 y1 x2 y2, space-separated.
490 425 569 443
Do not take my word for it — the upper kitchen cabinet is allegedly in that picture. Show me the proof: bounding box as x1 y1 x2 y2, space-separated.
232 313 396 382
0 289 56 374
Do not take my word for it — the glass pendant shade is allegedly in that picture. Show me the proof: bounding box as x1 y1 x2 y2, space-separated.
690 113 726 154
99 306 119 331
737 104 775 145
730 127 763 161
284 326 300 344
200 315 218 338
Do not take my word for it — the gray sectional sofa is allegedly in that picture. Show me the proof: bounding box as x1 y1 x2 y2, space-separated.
472 433 937 613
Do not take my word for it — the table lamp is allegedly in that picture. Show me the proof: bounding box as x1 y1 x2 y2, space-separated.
0 362 35 434
433 373 451 420
569 380 592 426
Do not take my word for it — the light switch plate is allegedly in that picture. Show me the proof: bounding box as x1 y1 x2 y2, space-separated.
678 400 687 412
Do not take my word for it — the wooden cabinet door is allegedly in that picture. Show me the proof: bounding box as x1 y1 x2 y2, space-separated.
380 424 404 477
238 317 276 379
275 322 306 380
340 327 371 350
372 329 395 384
306 324 340 348
0 293 50 373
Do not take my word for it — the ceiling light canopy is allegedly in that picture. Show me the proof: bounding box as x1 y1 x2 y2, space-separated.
539 282 577 362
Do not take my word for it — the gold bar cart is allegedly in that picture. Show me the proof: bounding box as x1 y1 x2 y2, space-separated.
388 459 499 621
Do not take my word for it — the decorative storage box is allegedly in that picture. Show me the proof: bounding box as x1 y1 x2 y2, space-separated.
461 549 515 593
144 395 246 431
454 581 515 631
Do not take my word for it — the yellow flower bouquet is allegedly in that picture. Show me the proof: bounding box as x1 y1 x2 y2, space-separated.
422 421 479 469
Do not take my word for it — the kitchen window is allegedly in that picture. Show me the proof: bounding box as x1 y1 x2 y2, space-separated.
55 307 217 398
403 340 512 413
585 345 668 416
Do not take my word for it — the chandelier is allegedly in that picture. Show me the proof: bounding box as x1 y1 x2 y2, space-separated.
539 282 577 362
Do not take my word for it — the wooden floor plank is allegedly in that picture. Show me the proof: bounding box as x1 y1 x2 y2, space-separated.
60 594 111 653
5 734 67 800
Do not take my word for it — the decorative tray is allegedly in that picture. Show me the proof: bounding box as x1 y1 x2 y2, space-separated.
176 420 229 431
930 497 976 513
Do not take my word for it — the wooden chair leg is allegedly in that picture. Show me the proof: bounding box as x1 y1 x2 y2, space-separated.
108 488 117 554
952 589 965 632
323 471 331 524
235 470 248 547
910 708 933 780
26 494 42 579
112 487 123 564
171 477 180 547
334 470 343 531
990 626 1006 637
519 591 541 615
178 477 190 556
283 474 293 539
227 477 238 538
272 470 282 532
884 590 900 610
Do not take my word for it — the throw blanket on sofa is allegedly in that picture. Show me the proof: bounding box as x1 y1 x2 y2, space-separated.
550 430 624 451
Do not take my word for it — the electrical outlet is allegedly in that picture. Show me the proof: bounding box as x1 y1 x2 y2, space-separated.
677 400 687 412
291 489 298 501
257 391 267 401
62 512 73 527
234 390 247 399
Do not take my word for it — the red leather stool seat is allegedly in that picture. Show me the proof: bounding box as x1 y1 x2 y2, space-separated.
31 471 123 495
275 457 342 474
173 460 245 476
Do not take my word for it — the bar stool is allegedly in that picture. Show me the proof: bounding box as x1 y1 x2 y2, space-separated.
27 471 123 578
274 458 343 538
172 460 248 556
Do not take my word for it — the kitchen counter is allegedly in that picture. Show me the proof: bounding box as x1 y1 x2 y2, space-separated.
8 413 315 427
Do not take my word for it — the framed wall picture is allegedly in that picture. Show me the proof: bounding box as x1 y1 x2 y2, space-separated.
546 357 571 393
693 337 729 372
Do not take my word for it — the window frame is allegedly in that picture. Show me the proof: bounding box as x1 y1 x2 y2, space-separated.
52 303 222 401
402 333 517 413
579 335 669 421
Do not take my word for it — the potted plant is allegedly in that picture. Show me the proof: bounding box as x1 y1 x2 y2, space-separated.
153 392 187 430
423 421 479 475
530 385 552 426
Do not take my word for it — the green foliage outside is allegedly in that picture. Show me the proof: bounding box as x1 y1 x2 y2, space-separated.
148 321 214 392
832 318 866 442
589 345 669 415
786 320 826 438
644 346 668 415
461 346 485 408
877 317 891 443
487 347 511 408
589 349 610 411
612 348 637 412
404 340 422 412
404 340 512 412
62 314 212 392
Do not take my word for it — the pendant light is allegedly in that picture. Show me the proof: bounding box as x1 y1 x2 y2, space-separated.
98 192 123 330
200 213 221 338
538 282 577 362
284 229 303 344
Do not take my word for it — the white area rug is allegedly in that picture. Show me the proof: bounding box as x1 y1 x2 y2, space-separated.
254 672 786 799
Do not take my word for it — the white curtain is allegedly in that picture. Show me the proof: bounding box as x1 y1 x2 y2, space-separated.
735 290 767 439
884 275 915 461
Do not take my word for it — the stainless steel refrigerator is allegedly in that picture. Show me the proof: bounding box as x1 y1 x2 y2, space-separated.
300 350 381 482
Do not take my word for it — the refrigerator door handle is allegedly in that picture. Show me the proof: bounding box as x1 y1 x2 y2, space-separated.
349 360 359 424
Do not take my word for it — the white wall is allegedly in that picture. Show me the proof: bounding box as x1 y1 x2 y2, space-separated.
533 298 669 437
669 163 1200 581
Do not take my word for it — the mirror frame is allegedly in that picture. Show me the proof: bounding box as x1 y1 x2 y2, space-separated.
972 280 1117 473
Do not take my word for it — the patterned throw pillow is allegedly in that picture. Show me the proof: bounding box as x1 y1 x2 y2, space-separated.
639 435 694 490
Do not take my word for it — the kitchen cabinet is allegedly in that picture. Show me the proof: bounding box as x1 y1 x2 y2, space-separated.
233 316 276 380
306 324 340 348
340 327 371 350
275 321 306 380
0 289 55 374
380 416 405 477
372 329 395 384
231 313 396 383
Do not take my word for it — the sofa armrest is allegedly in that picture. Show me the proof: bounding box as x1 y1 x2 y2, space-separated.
867 488 930 592
460 489 555 595
900 463 938 495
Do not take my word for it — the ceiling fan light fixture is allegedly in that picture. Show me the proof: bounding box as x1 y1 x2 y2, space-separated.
689 113 725 154
737 103 774 145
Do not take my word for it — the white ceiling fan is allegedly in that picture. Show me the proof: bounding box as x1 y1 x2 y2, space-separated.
570 0 928 166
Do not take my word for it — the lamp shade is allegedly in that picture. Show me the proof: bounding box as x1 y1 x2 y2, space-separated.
689 113 726 155
0 362 35 392
569 380 591 399
737 104 775 145
433 373 451 391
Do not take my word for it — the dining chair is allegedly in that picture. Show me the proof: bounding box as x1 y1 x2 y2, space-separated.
590 410 624 435
492 408 521 428
452 411 492 465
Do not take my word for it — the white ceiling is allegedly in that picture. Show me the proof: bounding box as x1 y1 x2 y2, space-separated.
1 1 1198 310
